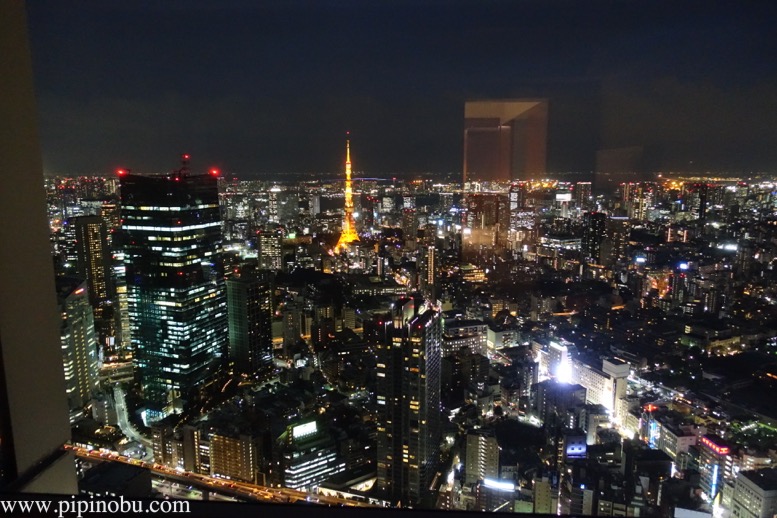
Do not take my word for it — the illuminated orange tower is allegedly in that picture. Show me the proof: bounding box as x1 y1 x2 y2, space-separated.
334 136 359 253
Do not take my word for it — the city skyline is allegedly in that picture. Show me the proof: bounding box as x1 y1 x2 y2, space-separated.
8 1 777 516
27 1 777 176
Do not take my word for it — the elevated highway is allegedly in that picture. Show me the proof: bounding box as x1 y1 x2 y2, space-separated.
68 445 378 508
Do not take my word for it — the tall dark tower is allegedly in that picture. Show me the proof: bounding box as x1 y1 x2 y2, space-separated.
376 299 442 507
118 159 227 423
226 271 273 375
581 212 607 264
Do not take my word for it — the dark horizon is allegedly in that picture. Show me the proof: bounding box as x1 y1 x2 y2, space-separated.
27 0 777 177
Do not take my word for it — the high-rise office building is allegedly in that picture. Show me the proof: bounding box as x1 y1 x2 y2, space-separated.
621 182 654 221
71 216 113 305
463 100 548 184
112 250 133 356
258 230 283 271
57 218 79 274
226 272 273 375
581 212 607 264
56 278 99 423
508 183 537 250
0 1 77 493
70 215 116 352
119 163 227 422
419 245 438 301
267 186 281 224
509 182 528 213
401 208 418 243
376 299 442 507
574 182 593 211
601 216 630 267
684 183 710 221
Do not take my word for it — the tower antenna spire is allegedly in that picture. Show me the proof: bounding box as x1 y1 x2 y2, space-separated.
334 133 359 253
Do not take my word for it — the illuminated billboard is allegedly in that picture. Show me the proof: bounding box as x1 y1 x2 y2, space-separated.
292 421 317 439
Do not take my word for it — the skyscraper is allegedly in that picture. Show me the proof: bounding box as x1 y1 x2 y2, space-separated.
334 137 359 253
581 212 607 264
226 271 273 375
463 100 548 184
419 245 438 302
56 278 99 423
258 230 283 271
602 216 630 267
71 215 115 353
119 162 227 422
621 182 655 221
376 299 442 507
574 182 592 211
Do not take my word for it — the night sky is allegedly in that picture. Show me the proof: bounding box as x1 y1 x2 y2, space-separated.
26 0 777 178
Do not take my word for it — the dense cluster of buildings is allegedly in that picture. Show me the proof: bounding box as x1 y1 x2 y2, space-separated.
39 103 777 517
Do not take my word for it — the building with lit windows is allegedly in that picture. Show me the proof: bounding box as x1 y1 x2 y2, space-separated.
69 215 115 352
731 468 777 518
465 430 499 485
475 478 515 512
534 380 586 429
533 476 558 514
275 420 345 491
462 192 510 248
209 432 260 484
548 341 571 381
56 278 99 423
601 216 630 267
442 319 488 357
258 230 283 271
118 164 227 422
509 182 528 211
699 435 736 502
581 211 607 263
508 182 537 250
621 182 654 221
226 271 273 375
376 299 442 507
574 182 592 210
267 186 281 224
419 245 438 301
568 357 629 419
